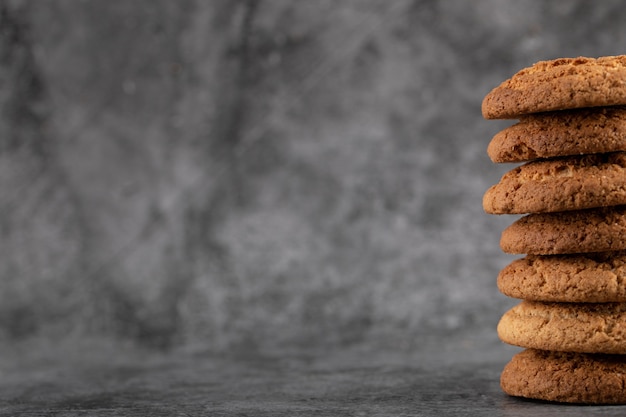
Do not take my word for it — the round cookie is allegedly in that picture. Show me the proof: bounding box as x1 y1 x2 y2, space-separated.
498 252 626 302
501 348 626 404
483 152 626 214
482 55 626 119
488 107 626 163
500 206 626 255
497 300 626 354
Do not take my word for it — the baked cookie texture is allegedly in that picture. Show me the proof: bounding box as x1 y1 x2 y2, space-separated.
501 349 626 404
499 206 626 255
483 152 626 214
483 55 626 403
497 300 626 354
497 253 626 303
482 56 626 119
487 107 626 163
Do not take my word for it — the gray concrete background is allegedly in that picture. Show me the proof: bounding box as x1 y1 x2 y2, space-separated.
2 0 626 357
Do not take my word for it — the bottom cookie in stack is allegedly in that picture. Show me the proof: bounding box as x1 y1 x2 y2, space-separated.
501 349 626 404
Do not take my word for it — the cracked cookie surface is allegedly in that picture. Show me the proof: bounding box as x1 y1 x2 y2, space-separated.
501 348 626 404
487 107 626 163
482 55 626 119
500 206 626 255
484 152 626 214
498 252 626 302
497 300 626 354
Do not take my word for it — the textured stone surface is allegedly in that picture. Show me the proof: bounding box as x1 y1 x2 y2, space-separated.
1 0 524 352
0 341 625 416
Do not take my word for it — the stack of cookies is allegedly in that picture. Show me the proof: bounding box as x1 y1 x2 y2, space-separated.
482 55 626 404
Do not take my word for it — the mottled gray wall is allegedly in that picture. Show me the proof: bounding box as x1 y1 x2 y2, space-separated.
2 0 626 354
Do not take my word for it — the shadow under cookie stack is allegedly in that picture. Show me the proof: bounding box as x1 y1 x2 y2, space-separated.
482 55 626 404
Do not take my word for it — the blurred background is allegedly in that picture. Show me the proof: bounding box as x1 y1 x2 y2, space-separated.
2 0 626 359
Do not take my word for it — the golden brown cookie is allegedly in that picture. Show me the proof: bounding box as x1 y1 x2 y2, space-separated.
483 152 626 214
487 107 626 163
482 55 626 119
501 348 626 404
497 300 626 354
500 206 626 255
497 252 626 302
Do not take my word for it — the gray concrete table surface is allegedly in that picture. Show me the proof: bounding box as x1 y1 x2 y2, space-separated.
1 340 625 416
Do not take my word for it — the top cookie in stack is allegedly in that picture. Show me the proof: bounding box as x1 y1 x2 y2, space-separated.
482 55 626 404
482 56 626 120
